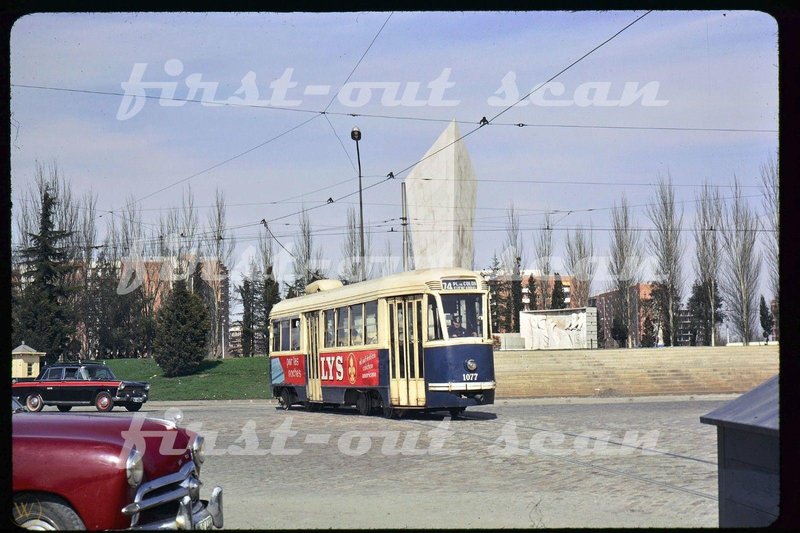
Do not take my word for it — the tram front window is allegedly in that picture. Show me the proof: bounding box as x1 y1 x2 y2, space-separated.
441 293 485 339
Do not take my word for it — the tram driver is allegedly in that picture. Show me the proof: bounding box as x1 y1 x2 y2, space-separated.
448 314 468 338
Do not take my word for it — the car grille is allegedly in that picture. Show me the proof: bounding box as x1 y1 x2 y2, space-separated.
126 461 199 528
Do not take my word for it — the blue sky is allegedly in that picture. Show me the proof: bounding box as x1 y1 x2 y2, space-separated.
10 11 778 316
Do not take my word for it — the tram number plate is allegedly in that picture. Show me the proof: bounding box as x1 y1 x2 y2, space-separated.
463 373 478 381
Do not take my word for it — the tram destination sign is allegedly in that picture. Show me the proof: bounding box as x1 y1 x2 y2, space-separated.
442 279 478 290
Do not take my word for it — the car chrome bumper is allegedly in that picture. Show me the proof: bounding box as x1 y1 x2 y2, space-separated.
128 486 223 530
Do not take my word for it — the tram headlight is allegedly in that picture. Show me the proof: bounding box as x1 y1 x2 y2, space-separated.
465 359 477 372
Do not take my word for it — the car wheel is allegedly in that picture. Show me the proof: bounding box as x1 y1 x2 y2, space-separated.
94 392 114 412
13 493 86 530
25 394 44 412
125 403 142 412
57 405 73 412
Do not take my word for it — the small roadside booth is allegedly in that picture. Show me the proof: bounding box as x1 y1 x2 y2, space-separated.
12 342 46 379
700 374 779 527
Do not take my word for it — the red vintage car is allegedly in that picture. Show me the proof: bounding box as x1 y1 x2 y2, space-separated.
11 397 223 530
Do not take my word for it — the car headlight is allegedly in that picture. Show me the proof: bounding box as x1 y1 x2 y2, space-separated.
118 383 126 391
145 384 150 391
191 435 206 468
126 447 144 488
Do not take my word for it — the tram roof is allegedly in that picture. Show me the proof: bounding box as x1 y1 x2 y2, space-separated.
270 267 486 317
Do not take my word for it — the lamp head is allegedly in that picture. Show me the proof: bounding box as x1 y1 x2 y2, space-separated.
351 127 361 141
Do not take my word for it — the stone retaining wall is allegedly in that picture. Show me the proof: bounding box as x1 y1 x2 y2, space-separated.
494 345 779 398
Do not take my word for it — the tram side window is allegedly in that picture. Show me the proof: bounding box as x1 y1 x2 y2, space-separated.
290 318 300 350
336 307 349 347
324 309 335 348
280 320 290 351
272 321 280 352
427 296 443 340
350 304 364 346
365 300 378 344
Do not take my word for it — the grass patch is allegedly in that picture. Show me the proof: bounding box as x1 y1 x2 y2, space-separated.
104 357 272 401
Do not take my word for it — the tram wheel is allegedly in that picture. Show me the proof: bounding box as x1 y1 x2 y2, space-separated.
448 407 466 419
356 392 371 416
278 389 292 410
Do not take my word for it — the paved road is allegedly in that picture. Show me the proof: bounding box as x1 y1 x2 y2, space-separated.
100 395 731 528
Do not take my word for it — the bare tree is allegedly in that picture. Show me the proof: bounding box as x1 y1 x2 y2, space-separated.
608 195 643 348
534 211 553 310
721 179 761 344
760 155 779 322
203 189 236 358
564 223 595 308
694 182 724 346
646 176 684 345
502 204 525 329
340 206 374 283
292 208 325 293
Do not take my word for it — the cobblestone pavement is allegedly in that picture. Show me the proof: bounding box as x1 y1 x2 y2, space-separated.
100 395 732 529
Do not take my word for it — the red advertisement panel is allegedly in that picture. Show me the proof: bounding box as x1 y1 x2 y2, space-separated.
320 350 380 387
276 354 306 385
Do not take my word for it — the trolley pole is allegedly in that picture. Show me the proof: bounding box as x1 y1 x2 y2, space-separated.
351 127 365 282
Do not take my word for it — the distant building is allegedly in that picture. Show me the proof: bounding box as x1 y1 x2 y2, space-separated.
480 268 576 334
675 308 694 346
11 343 45 379
592 283 655 348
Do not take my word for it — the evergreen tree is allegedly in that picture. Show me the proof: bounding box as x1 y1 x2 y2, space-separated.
237 278 255 357
641 316 657 347
526 274 536 311
759 295 774 345
611 315 628 348
487 254 503 332
686 279 724 347
257 269 281 355
15 188 77 364
551 272 566 309
154 280 210 377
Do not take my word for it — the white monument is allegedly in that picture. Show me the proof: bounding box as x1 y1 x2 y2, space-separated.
405 120 477 269
519 307 598 349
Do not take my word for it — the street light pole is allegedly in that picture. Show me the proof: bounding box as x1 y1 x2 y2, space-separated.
351 127 365 282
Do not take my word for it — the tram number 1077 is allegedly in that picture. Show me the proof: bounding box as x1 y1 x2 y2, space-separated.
463 373 479 381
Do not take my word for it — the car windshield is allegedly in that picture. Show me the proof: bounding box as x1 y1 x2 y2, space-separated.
441 293 485 339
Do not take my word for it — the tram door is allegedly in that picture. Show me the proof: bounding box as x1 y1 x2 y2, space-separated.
388 296 426 407
305 313 322 402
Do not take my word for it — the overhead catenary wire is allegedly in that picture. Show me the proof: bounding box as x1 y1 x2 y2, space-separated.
11 86 775 134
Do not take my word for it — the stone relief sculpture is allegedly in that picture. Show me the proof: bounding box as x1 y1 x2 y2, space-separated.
520 308 596 350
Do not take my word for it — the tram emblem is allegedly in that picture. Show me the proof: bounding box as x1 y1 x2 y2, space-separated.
347 353 357 384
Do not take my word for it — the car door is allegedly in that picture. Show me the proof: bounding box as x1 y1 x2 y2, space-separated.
39 367 64 403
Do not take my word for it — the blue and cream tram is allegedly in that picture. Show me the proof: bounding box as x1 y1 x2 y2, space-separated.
269 267 495 417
